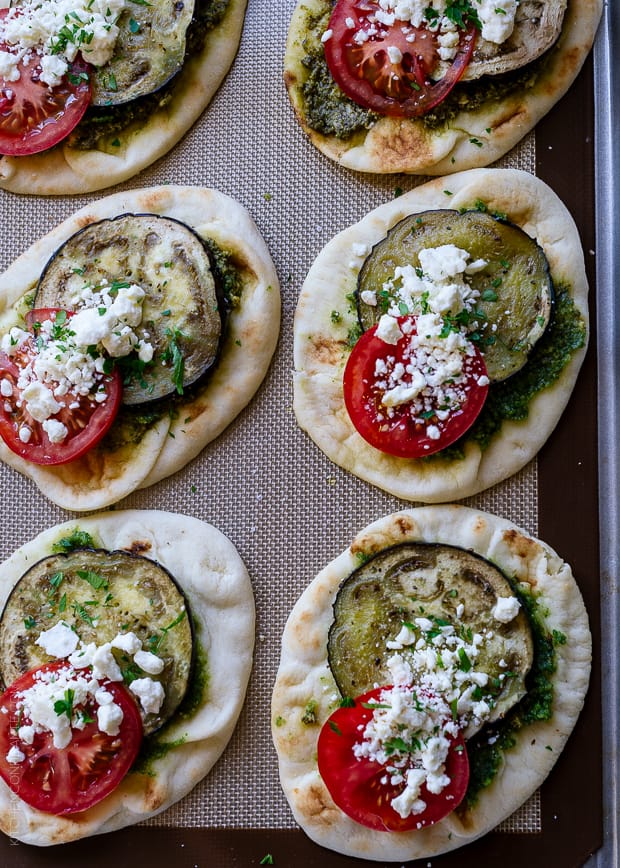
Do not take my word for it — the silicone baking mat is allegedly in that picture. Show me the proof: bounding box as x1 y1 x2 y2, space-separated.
0 0 606 864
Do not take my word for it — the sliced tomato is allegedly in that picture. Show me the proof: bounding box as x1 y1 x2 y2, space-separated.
0 661 142 815
324 0 476 117
343 315 488 459
0 308 122 465
0 9 92 156
318 686 469 831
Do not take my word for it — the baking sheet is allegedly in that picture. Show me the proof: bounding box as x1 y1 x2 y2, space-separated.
0 0 609 864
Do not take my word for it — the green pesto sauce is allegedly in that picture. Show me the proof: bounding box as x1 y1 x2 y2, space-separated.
298 0 552 140
100 404 165 453
427 287 586 462
203 237 244 310
462 586 561 806
133 634 210 776
302 699 319 725
70 0 231 150
51 529 97 553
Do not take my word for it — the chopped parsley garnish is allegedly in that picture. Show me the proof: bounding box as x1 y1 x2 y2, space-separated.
76 569 109 591
52 530 95 553
146 610 187 653
161 328 186 395
54 688 75 720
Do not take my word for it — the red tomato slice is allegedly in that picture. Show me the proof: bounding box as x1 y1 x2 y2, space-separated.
318 686 469 831
0 9 92 156
0 661 142 815
0 308 122 465
324 0 476 117
343 315 488 459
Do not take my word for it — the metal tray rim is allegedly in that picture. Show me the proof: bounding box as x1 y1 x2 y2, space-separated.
590 1 618 865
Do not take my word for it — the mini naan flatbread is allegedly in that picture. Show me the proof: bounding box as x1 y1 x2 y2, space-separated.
0 510 254 845
284 0 602 174
0 0 247 195
272 505 591 861
0 185 280 510
293 168 588 502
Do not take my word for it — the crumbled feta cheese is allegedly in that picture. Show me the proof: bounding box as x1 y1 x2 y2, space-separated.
35 621 79 658
382 370 426 407
133 650 165 675
1 327 28 354
17 725 34 745
39 52 69 88
21 381 62 423
387 45 403 64
68 642 97 668
474 0 518 43
376 314 403 345
42 417 69 444
91 643 123 682
97 701 124 736
6 746 25 764
111 631 142 656
0 0 129 86
130 677 165 715
0 281 151 430
492 595 521 623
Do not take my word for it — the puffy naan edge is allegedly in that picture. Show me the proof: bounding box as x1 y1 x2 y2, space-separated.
284 0 602 174
0 185 281 510
0 510 255 846
271 505 592 861
0 0 248 196
293 168 588 502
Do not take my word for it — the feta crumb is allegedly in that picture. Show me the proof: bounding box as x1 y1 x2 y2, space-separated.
111 631 142 656
492 596 521 623
6 746 25 764
35 621 79 658
130 677 165 714
133 650 165 675
97 701 124 736
91 643 123 682
376 314 402 345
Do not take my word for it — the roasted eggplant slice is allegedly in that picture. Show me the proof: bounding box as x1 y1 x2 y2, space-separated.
91 0 195 106
464 0 567 80
357 209 553 382
0 549 194 735
34 214 224 405
327 543 533 727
